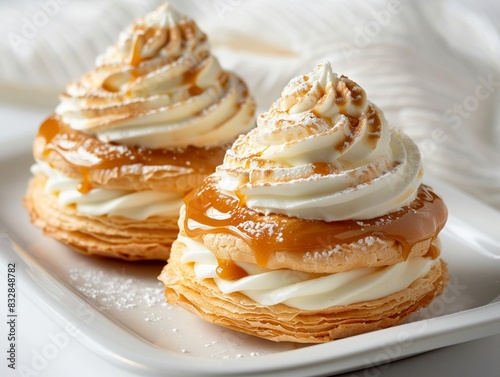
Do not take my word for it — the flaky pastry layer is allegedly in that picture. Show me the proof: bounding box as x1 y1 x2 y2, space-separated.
24 174 177 260
160 239 448 343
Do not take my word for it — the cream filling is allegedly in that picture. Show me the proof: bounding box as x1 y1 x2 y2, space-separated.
32 161 182 220
178 235 437 310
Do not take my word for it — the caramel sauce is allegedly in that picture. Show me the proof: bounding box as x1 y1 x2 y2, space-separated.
188 85 203 96
129 33 144 67
182 50 210 84
182 53 213 97
183 67 199 87
77 168 93 194
184 176 448 267
216 258 248 280
426 241 441 259
234 188 247 206
311 162 334 176
38 116 226 176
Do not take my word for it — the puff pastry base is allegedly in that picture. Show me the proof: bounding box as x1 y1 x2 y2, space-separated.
25 174 177 260
160 238 448 343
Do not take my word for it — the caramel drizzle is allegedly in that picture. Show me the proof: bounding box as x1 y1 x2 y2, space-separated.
184 176 447 268
311 162 335 176
216 258 248 280
38 116 226 175
77 168 93 194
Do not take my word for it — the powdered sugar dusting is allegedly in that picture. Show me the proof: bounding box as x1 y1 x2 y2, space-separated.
68 266 165 311
239 220 284 243
61 261 297 358
303 236 385 263
303 244 344 262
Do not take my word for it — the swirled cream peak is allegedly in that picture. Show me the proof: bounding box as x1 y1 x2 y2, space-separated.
55 3 255 149
217 61 423 221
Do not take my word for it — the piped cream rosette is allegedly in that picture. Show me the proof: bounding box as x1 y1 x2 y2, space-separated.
56 3 254 149
160 62 448 342
218 61 422 221
24 3 256 261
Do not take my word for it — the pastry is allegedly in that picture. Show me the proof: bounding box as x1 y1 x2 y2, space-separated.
159 61 448 343
23 3 256 261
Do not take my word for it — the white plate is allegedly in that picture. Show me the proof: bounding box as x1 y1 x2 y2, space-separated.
1 141 500 377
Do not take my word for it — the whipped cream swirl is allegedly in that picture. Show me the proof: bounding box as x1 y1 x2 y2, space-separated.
56 3 255 148
179 235 437 310
217 61 422 221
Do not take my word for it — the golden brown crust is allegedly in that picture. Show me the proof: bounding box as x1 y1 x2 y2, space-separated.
33 135 225 193
203 233 433 274
24 174 177 260
177 206 437 274
159 239 449 343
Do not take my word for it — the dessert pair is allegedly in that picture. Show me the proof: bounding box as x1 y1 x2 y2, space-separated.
25 4 448 343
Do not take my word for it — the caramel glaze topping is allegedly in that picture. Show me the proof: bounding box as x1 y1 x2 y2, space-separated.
184 176 448 268
37 116 227 192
